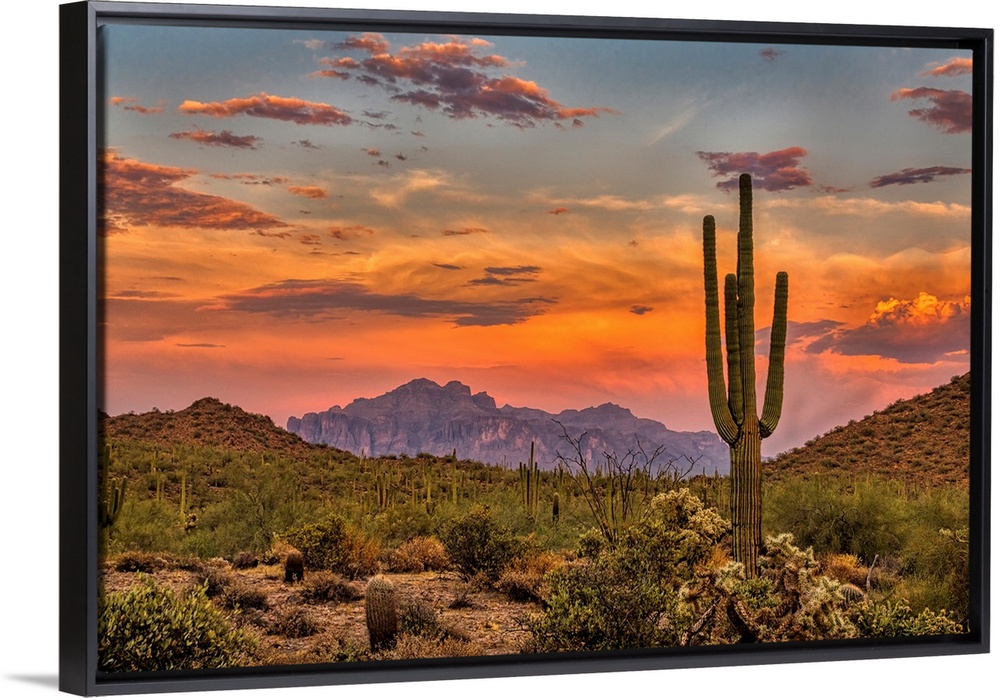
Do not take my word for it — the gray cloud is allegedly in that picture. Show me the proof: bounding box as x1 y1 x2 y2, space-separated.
215 278 555 327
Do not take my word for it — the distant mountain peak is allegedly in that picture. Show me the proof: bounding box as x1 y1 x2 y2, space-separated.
287 379 730 472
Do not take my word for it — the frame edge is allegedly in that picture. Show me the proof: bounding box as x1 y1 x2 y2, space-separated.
60 1 99 696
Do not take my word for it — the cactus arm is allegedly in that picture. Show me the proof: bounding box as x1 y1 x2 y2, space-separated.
736 174 758 419
760 271 789 437
724 273 743 425
702 214 739 444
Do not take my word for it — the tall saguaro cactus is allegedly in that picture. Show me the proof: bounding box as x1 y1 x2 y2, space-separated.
702 173 788 576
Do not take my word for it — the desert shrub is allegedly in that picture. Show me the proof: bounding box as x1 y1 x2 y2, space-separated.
301 572 363 604
219 584 269 611
899 526 969 618
282 515 381 579
497 551 565 603
268 607 319 638
819 553 869 588
113 551 172 573
440 507 523 582
197 568 232 598
98 576 252 672
231 552 259 569
576 528 604 559
614 490 730 586
527 490 727 652
854 599 964 637
375 634 484 661
399 599 440 637
387 536 450 573
527 554 681 652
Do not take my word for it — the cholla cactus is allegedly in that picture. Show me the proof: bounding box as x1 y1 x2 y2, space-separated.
679 532 857 645
365 576 398 651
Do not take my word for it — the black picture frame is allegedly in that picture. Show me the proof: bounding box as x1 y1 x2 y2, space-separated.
59 1 991 695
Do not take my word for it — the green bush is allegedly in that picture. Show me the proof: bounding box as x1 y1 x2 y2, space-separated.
107 500 183 555
98 576 252 672
527 556 682 652
763 476 906 561
440 507 523 581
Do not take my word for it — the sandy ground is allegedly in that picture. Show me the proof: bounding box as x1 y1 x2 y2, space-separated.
100 559 539 667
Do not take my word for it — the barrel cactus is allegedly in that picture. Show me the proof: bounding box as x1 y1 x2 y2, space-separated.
365 575 398 652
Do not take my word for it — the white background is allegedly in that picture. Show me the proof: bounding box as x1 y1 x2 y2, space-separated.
1 1 995 698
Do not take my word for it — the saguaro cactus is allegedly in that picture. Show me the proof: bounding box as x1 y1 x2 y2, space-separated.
519 442 540 519
702 173 788 576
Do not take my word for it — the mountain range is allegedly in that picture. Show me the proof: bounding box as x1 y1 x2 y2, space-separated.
286 378 731 473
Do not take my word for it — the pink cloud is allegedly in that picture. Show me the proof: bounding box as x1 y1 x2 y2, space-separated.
179 92 352 126
547 207 569 215
891 87 972 134
869 165 972 188
315 34 613 128
696 146 812 191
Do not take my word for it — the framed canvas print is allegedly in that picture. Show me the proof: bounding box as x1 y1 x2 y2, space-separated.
59 0 991 695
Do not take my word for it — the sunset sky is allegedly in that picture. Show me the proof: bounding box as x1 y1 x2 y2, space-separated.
98 22 974 455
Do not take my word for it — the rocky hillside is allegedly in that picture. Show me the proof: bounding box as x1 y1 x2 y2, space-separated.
764 373 971 487
287 378 730 472
103 397 338 458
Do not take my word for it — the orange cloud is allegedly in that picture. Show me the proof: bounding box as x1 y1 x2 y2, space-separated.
920 57 973 77
329 225 374 240
179 92 352 126
336 33 390 54
99 151 286 235
110 96 164 114
288 185 329 199
805 292 970 364
169 129 261 149
547 207 569 215
209 172 288 186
